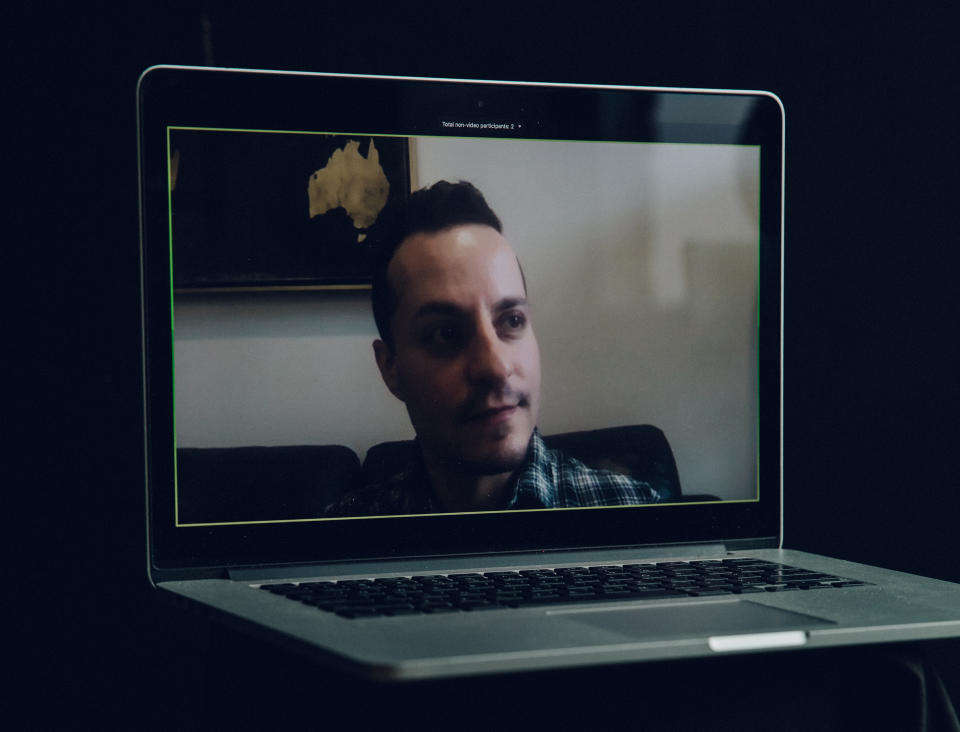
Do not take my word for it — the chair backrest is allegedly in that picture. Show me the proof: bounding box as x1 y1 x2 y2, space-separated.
361 424 683 501
176 444 361 524
176 427 692 523
542 425 682 501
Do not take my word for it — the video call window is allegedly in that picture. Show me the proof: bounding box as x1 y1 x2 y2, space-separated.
169 127 760 526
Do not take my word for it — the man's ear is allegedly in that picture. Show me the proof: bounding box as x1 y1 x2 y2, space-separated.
373 339 405 402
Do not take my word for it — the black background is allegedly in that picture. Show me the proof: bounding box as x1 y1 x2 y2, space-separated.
12 2 959 726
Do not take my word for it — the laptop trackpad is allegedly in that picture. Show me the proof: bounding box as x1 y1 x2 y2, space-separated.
557 599 832 640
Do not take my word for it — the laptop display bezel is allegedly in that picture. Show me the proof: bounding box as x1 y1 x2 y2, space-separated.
138 67 783 576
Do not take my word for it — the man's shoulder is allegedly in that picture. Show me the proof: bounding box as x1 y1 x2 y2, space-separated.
545 444 661 506
324 482 398 517
325 467 433 517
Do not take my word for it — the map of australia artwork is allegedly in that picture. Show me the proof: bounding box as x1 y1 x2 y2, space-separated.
169 129 410 291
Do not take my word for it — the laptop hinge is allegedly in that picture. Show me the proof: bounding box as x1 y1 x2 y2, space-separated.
227 543 732 582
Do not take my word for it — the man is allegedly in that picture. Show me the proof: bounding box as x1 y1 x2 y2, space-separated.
327 180 659 516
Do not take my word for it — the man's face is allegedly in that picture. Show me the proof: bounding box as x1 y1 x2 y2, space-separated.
374 224 541 476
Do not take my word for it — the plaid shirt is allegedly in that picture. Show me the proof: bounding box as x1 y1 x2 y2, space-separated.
326 431 660 517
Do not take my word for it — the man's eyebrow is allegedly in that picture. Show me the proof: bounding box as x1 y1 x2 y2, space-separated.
494 297 529 313
411 301 467 320
411 297 528 320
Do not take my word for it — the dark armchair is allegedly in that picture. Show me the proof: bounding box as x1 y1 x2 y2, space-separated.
176 444 360 524
175 424 711 524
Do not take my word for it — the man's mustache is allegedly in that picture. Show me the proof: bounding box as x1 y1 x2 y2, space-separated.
459 387 530 422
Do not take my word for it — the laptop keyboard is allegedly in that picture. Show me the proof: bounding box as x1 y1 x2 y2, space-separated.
259 558 868 619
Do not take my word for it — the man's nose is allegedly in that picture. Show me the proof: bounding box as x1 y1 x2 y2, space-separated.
467 324 512 385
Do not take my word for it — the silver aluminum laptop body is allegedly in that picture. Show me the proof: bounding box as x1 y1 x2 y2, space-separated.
138 65 960 680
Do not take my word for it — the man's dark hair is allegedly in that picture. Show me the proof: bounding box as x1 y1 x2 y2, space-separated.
371 180 503 348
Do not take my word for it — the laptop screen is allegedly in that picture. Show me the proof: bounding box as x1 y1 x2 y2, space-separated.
138 68 783 574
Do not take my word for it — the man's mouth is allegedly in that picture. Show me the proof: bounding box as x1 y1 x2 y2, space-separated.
463 397 528 424
468 405 517 423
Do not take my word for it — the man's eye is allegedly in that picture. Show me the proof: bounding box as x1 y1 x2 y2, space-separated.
423 324 462 348
434 325 459 342
500 311 527 331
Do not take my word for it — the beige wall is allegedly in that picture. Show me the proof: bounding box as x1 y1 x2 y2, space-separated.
174 137 759 499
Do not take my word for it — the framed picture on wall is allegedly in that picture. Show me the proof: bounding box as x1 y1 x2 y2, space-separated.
169 129 411 292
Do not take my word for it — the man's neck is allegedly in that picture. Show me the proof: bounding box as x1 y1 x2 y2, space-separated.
420 454 516 513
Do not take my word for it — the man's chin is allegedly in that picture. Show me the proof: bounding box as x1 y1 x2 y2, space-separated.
449 433 532 476
455 453 527 477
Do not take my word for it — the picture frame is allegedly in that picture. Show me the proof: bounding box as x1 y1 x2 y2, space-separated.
169 128 411 292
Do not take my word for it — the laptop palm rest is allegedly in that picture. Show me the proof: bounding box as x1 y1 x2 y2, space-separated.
556 599 833 642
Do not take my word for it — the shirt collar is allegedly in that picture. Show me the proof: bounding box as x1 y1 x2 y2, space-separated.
505 429 557 510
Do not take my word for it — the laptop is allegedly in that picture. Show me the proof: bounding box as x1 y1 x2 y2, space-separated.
137 65 960 680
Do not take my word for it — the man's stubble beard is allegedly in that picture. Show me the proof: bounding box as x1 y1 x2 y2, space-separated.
445 422 533 477
450 385 536 476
